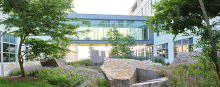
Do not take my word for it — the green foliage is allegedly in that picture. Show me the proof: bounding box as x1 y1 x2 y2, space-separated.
0 77 57 87
105 26 136 55
159 55 220 87
8 65 107 87
150 58 165 65
0 0 90 76
145 0 220 38
111 55 165 65
68 59 91 66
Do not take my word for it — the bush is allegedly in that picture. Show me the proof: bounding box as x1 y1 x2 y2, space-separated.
158 55 220 87
68 59 91 66
111 55 165 65
8 65 108 87
150 57 165 65
0 77 56 87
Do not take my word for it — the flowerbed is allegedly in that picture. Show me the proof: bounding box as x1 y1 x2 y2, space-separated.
158 60 219 87
8 65 108 87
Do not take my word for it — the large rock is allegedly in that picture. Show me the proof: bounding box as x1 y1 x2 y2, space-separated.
101 58 163 87
131 77 168 87
172 52 220 64
40 58 67 67
172 52 201 64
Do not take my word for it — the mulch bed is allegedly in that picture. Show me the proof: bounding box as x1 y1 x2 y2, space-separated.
3 76 37 82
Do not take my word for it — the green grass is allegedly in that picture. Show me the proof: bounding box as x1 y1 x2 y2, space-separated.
0 77 57 87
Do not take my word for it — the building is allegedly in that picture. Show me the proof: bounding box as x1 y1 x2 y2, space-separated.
0 13 155 76
128 0 220 63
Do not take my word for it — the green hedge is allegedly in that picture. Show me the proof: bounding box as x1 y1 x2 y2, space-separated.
111 55 165 65
67 59 91 66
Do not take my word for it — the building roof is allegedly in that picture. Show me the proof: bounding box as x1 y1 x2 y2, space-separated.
66 13 147 21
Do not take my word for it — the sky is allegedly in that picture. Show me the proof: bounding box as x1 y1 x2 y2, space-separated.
73 0 136 15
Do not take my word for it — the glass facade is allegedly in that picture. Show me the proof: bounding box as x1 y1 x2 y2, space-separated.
69 20 149 40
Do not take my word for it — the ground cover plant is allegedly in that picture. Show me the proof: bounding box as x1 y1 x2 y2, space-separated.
158 55 220 87
8 65 109 87
0 77 56 87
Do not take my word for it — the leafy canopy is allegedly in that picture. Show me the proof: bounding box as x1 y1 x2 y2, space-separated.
145 0 220 38
0 0 90 59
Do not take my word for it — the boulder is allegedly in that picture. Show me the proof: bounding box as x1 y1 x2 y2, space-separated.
101 58 163 87
172 52 220 65
142 60 163 66
131 77 168 87
40 58 67 67
171 52 201 64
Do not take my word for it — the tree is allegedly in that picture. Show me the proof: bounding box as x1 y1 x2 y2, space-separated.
105 26 136 56
0 0 90 77
145 0 220 75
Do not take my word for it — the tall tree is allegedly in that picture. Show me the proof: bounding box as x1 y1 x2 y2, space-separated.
0 0 90 77
145 0 220 73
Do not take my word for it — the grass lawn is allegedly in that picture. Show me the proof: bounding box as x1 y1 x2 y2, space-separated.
0 77 58 87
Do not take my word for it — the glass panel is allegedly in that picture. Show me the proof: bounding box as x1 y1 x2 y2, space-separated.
157 45 162 49
183 45 189 52
87 28 95 40
182 39 189 45
162 44 166 48
3 43 9 52
9 45 16 53
3 34 9 42
98 28 104 40
3 53 9 62
174 47 182 53
165 54 168 59
189 38 193 44
10 54 15 62
0 53 1 62
10 35 15 44
174 40 181 47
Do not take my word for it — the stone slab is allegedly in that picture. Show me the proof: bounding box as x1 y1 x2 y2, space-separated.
131 77 168 87
101 58 161 87
40 58 67 67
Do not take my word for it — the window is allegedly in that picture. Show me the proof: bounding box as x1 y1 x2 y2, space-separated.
157 30 167 36
157 43 168 59
3 34 16 62
174 38 193 57
145 46 153 57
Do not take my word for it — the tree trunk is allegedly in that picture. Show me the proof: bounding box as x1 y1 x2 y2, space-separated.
18 36 26 77
198 0 219 72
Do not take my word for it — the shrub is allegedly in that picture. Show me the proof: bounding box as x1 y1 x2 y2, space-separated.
150 57 165 65
68 59 91 66
111 55 165 65
8 65 108 87
158 55 220 87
